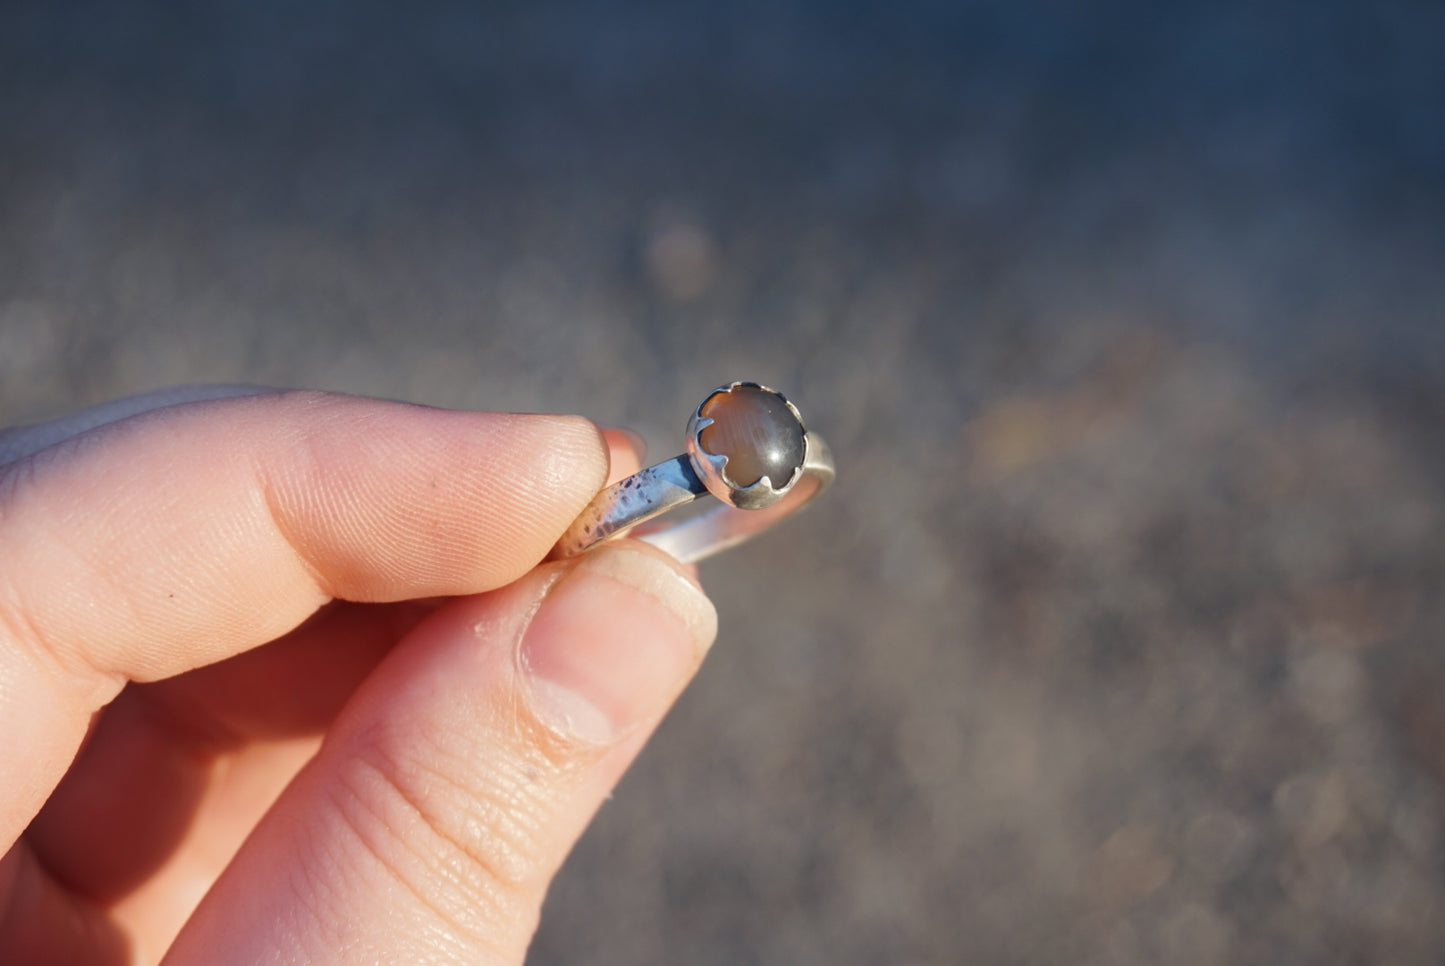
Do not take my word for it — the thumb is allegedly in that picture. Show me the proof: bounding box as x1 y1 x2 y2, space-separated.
163 543 717 965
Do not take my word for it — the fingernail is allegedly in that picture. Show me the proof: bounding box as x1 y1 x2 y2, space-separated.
599 424 648 464
520 546 717 743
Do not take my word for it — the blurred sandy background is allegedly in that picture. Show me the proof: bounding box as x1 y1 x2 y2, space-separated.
4 1 1445 963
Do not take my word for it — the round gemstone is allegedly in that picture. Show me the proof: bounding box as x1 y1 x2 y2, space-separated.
698 385 805 488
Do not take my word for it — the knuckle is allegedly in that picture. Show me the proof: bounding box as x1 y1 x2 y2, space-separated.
324 723 560 948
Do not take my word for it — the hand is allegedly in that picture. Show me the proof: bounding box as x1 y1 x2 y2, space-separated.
0 388 717 965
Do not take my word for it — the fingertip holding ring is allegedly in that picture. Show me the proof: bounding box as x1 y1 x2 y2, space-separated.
551 382 835 564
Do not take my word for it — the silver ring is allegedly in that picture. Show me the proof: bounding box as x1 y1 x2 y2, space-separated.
551 382 835 564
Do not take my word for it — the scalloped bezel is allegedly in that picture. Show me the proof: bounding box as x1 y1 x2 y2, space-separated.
685 381 808 510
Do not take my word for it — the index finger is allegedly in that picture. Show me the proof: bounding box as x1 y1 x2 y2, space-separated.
0 390 609 851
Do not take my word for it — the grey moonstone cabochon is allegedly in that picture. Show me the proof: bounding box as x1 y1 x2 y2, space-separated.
698 385 805 489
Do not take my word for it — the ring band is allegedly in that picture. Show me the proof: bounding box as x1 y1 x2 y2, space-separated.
551 382 835 564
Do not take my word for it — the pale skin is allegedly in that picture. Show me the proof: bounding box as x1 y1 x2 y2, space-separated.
0 388 719 965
